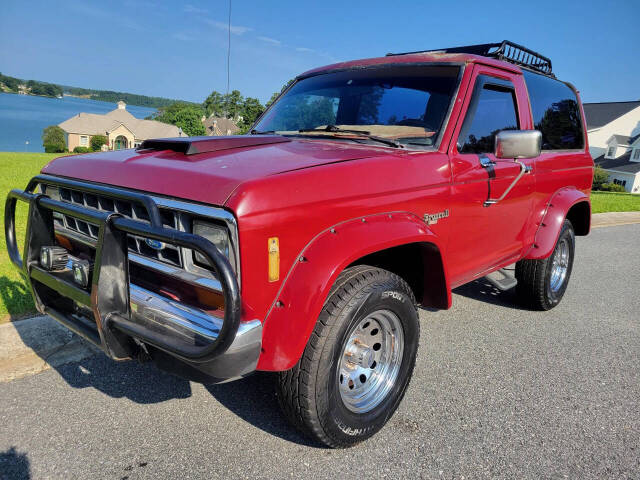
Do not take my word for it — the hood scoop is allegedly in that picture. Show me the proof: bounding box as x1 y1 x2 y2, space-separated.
138 135 291 155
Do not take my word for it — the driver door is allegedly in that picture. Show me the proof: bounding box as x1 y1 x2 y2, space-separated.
447 67 536 285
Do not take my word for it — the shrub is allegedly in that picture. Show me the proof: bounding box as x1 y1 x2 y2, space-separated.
42 125 66 153
44 144 66 153
90 134 107 151
73 146 91 153
592 165 609 191
599 182 627 193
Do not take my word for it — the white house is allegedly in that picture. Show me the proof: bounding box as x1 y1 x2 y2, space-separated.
594 134 640 193
584 101 640 158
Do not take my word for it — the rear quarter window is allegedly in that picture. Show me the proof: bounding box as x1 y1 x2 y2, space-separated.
523 71 584 151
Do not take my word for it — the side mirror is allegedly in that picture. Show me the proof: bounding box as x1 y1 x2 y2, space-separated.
495 130 542 159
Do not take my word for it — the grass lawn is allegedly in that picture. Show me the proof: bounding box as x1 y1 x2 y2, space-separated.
590 191 640 214
0 152 59 322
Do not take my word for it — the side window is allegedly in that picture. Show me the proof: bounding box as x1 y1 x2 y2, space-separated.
458 77 519 154
523 70 584 150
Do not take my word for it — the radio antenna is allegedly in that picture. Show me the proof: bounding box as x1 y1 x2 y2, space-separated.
225 0 231 119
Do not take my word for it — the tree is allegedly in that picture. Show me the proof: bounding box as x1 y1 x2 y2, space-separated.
592 165 609 191
266 79 295 109
223 90 244 120
238 97 265 133
0 73 20 92
151 102 206 137
265 92 280 109
203 90 225 117
42 125 66 152
90 134 107 151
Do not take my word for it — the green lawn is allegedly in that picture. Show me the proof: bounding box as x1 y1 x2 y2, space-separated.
0 152 59 322
590 191 640 214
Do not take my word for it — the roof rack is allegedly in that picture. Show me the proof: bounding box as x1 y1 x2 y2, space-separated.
386 40 554 77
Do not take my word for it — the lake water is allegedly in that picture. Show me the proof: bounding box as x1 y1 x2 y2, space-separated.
0 93 156 152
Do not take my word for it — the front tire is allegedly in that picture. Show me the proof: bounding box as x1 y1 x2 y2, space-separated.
516 219 575 310
276 265 420 448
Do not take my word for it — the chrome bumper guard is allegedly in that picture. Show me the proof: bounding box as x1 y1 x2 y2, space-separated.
5 175 259 382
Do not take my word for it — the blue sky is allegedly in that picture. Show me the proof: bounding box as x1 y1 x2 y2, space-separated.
1 0 638 105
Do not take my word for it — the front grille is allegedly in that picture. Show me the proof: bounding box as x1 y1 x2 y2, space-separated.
52 186 183 267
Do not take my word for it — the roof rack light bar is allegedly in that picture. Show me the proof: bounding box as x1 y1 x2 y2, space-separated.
386 40 554 77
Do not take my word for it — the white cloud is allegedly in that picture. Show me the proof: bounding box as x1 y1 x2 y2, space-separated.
184 4 208 14
172 32 194 41
203 18 252 35
295 47 314 53
258 36 281 46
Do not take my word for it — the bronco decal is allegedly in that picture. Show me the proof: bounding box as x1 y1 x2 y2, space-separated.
423 209 450 225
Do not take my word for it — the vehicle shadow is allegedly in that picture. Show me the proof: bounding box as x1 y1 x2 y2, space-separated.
53 353 314 445
9 316 193 403
8 309 307 441
0 446 31 480
203 373 319 447
52 353 193 404
452 278 521 310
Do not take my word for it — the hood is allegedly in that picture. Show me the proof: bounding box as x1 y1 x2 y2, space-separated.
41 136 392 206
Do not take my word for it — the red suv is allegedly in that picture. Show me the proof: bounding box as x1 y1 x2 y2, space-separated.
5 41 593 447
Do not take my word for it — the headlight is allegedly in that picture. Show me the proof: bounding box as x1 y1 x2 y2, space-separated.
42 185 61 201
42 185 64 222
192 220 234 269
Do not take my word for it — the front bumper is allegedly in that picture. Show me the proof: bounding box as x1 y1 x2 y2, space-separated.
5 175 260 382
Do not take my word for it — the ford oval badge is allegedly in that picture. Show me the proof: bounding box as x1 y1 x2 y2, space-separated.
145 239 165 250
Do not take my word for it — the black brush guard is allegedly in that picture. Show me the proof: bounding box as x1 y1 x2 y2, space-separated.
5 175 241 364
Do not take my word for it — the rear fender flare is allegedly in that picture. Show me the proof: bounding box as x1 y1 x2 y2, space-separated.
257 212 449 371
525 187 590 260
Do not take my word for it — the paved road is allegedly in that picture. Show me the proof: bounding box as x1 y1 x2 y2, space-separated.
2 224 639 479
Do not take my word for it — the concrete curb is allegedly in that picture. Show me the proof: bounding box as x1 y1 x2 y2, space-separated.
0 315 99 382
591 211 640 228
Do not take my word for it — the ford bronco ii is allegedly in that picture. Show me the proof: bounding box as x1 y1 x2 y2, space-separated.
5 41 593 447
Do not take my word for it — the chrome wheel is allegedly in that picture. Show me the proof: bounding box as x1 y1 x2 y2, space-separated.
337 309 404 413
549 238 570 293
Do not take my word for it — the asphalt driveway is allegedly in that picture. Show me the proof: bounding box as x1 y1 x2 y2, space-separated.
1 224 639 479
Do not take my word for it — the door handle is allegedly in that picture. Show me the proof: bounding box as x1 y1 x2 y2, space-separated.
479 155 495 168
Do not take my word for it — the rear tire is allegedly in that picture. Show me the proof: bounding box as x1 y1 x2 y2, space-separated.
516 219 575 310
276 265 420 448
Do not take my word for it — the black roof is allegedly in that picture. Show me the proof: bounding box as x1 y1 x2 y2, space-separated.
583 101 640 130
594 151 640 174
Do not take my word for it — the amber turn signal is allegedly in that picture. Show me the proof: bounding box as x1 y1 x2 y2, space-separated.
268 237 279 282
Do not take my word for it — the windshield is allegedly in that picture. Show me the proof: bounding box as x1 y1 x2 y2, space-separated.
254 65 460 148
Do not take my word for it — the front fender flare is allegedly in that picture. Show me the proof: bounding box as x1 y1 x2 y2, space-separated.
257 212 449 371
525 187 590 260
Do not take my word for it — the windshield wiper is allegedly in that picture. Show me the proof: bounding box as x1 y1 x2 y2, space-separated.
298 125 403 149
250 129 276 135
